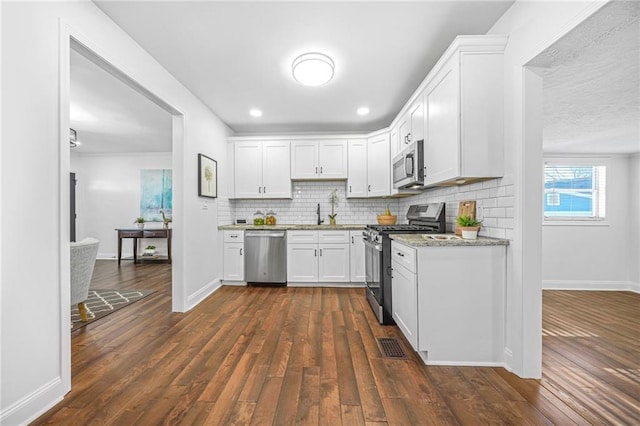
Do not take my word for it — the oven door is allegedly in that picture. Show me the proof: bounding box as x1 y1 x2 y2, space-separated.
364 238 382 305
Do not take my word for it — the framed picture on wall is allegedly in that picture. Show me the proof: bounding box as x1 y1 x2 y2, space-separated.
198 154 217 198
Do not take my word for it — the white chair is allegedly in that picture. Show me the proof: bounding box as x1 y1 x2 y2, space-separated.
70 238 100 322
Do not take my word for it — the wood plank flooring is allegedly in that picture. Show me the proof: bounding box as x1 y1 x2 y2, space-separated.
33 261 640 425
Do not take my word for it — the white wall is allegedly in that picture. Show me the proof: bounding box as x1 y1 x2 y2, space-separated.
72 152 172 258
630 154 640 290
542 156 635 290
1 2 230 424
487 0 609 377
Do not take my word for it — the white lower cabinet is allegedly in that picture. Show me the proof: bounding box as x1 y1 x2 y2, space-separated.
318 244 350 282
223 231 244 281
349 231 366 282
287 230 351 284
391 240 506 366
391 260 418 350
287 243 319 282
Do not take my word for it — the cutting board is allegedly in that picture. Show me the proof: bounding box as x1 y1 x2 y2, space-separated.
455 200 476 235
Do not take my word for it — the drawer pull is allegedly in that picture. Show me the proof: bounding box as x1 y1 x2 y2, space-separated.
396 252 404 257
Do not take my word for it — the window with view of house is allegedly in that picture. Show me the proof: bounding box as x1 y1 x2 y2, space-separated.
543 163 606 221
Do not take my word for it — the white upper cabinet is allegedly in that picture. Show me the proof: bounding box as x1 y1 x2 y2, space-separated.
366 133 390 197
423 36 506 187
347 139 368 198
398 99 424 148
234 141 263 198
262 141 292 198
291 140 347 180
233 140 291 199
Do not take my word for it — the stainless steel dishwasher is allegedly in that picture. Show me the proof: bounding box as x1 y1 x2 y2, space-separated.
244 230 287 285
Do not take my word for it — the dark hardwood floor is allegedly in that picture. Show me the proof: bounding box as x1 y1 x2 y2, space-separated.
34 260 640 425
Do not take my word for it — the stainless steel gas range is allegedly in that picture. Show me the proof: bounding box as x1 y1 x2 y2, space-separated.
363 203 446 324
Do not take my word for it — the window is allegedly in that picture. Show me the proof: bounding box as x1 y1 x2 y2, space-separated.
543 162 606 221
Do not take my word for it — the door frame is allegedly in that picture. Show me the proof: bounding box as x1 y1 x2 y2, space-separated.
58 20 186 394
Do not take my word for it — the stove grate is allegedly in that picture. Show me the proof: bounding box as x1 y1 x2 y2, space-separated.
377 337 409 359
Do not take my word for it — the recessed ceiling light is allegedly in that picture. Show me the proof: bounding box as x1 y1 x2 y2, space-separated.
249 109 263 117
357 107 370 116
292 52 335 86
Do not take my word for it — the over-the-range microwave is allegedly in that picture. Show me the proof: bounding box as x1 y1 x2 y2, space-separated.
392 139 424 189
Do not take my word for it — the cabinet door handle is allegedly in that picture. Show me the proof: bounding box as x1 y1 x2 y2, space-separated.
263 186 266 194
320 166 323 174
397 252 404 257
320 249 323 256
258 187 262 193
315 167 318 174
368 185 371 192
315 249 317 257
352 236 354 244
230 235 238 238
240 248 243 255
349 185 352 193
407 132 411 143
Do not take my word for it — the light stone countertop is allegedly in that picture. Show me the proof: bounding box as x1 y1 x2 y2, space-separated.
218 224 368 231
391 234 509 247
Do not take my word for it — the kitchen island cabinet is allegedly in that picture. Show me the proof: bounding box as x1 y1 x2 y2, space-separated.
391 237 507 366
223 231 244 282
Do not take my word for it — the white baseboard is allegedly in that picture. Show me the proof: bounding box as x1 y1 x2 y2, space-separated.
417 351 505 367
287 282 366 288
187 278 222 310
0 377 64 426
543 280 640 293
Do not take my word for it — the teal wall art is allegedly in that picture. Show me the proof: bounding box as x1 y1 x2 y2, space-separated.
140 169 172 221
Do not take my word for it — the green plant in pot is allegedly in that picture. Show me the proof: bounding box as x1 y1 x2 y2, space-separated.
134 217 145 229
328 189 338 225
144 245 156 255
456 215 482 240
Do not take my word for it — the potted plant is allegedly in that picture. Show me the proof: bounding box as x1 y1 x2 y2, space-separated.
456 215 482 240
134 217 145 229
144 245 156 255
377 204 397 225
328 189 338 225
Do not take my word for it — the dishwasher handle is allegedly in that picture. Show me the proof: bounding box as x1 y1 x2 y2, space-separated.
245 230 286 239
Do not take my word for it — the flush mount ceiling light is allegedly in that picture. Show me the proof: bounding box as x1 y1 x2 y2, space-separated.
357 107 370 116
292 52 335 86
249 109 263 117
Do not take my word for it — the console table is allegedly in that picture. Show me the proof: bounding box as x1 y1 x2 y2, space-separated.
116 228 172 265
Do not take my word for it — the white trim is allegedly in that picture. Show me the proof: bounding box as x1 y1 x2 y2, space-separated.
186 278 222 310
286 282 366 288
543 280 640 293
222 281 247 287
513 0 610 379
0 377 63 425
417 352 505 367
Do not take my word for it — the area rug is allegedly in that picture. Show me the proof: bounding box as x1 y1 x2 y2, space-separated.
71 289 156 332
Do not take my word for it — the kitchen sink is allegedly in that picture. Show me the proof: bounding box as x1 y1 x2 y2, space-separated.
422 234 461 240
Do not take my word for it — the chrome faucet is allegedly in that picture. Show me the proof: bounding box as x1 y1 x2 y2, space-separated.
317 203 324 225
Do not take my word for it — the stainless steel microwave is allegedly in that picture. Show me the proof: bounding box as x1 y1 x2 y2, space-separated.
392 140 424 189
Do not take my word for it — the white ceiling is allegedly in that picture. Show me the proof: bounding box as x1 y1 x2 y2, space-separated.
70 48 172 153
94 0 514 135
531 0 640 155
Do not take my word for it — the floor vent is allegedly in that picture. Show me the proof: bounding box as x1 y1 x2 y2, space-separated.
377 337 409 359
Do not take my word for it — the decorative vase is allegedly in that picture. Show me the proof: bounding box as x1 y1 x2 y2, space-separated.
137 223 144 229
329 217 337 226
461 226 480 240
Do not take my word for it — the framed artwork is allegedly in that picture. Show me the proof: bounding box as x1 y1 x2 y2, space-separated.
198 154 217 198
140 169 173 221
